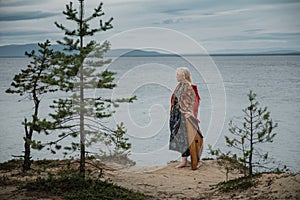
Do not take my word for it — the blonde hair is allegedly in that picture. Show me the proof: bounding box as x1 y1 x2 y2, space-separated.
177 67 192 83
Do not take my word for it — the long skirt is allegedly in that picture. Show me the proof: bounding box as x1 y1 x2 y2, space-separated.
169 105 203 170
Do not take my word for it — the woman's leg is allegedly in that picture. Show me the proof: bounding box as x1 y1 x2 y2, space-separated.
175 156 188 168
175 148 190 168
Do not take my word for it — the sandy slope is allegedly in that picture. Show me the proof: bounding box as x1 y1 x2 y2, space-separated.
0 159 299 199
105 160 300 200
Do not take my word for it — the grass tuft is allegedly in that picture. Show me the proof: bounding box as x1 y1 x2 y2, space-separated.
216 174 260 192
22 168 149 200
0 159 22 171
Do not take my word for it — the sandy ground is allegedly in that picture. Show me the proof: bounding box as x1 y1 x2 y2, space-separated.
0 159 299 199
105 160 300 200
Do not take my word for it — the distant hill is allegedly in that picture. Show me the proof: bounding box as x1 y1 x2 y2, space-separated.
0 44 176 57
209 50 300 56
0 44 39 57
108 49 174 57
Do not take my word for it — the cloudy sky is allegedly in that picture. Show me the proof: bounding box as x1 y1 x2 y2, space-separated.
0 0 300 53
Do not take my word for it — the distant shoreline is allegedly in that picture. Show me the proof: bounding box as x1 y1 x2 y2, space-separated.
1 44 300 58
1 53 300 58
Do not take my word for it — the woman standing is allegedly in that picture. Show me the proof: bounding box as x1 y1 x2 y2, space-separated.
169 67 203 170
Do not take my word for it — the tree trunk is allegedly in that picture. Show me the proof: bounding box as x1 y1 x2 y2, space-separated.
249 101 254 176
23 139 31 172
79 0 85 177
79 60 85 176
22 75 40 172
22 118 32 172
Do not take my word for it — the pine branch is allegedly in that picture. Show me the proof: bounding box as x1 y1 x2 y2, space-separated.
84 2 105 22
100 17 114 31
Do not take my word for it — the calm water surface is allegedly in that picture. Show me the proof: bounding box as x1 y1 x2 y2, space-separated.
0 55 299 172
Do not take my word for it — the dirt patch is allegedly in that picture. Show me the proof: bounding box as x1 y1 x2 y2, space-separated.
105 160 300 200
0 159 299 199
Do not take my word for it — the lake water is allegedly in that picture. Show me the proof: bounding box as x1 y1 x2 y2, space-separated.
0 55 299 172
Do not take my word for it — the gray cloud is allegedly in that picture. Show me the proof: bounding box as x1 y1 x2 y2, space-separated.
211 32 300 42
161 8 189 15
0 30 56 37
244 29 264 33
0 0 41 7
268 32 300 38
0 11 59 21
162 18 184 24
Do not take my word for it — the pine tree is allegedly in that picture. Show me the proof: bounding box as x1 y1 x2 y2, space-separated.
225 90 278 176
5 40 56 172
50 0 135 177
